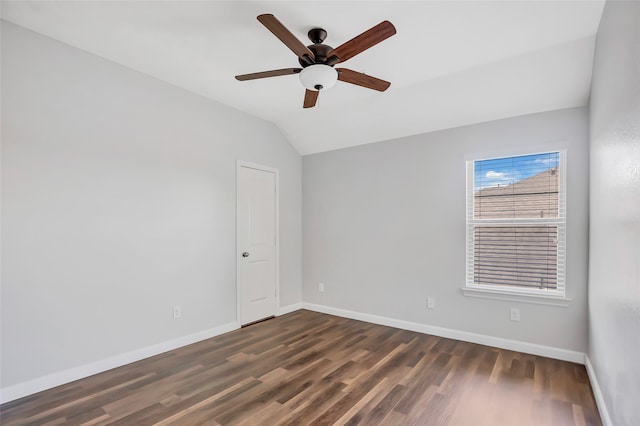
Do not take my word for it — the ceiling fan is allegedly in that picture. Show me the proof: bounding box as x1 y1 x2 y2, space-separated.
235 14 396 108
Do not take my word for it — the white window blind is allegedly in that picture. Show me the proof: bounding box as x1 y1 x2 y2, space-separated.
466 151 566 297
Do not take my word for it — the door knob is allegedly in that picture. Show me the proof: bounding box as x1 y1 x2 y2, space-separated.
242 252 250 257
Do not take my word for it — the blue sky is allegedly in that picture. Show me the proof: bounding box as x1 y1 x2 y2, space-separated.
474 152 559 190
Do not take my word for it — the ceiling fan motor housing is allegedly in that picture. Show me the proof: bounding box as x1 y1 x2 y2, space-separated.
298 28 335 67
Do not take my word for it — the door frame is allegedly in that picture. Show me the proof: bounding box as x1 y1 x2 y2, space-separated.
236 160 280 326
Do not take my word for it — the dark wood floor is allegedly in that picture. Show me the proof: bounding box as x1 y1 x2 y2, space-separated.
1 310 601 425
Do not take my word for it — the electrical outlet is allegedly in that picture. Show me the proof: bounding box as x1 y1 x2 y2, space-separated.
427 298 435 309
173 305 181 319
510 307 520 321
319 282 325 293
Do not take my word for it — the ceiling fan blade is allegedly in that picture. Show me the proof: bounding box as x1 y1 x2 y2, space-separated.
328 21 396 64
337 68 391 92
235 68 302 81
257 14 315 64
303 89 319 108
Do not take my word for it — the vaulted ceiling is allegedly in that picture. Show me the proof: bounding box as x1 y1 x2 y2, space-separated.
1 1 605 155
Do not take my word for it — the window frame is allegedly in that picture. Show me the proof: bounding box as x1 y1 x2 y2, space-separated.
464 150 568 303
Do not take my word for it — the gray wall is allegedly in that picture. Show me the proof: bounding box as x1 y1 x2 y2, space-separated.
588 1 640 424
303 107 589 352
1 21 301 388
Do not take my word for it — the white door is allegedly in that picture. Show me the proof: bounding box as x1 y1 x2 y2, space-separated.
237 162 278 325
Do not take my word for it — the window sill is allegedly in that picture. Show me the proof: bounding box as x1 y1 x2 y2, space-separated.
461 287 571 307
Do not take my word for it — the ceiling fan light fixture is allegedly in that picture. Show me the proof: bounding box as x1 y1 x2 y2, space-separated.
299 64 338 91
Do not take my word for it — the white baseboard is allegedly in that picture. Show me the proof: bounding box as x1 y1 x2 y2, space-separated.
300 302 585 364
1 304 589 405
584 355 613 426
278 302 303 316
0 321 238 404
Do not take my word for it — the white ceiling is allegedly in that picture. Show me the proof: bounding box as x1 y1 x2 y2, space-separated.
1 1 605 155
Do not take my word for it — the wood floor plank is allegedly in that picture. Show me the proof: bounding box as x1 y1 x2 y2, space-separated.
154 377 259 426
0 310 601 426
276 382 346 426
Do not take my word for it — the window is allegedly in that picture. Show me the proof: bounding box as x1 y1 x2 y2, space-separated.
465 151 566 299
